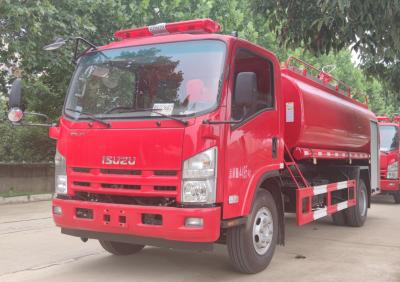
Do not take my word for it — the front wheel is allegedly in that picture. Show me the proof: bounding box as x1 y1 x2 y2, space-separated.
99 240 145 255
393 191 400 204
345 179 368 227
227 190 278 274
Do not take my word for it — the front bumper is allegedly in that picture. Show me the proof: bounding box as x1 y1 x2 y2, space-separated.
52 198 221 243
380 179 400 192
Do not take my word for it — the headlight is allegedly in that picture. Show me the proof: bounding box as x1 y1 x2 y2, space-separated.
182 147 217 204
387 161 398 179
55 150 68 194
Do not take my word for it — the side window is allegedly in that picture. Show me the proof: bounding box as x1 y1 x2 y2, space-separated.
231 50 274 121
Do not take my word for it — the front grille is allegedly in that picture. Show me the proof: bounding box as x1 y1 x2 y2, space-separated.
154 185 176 191
73 167 91 173
154 170 177 176
101 183 140 190
100 169 141 175
73 181 91 187
69 167 179 204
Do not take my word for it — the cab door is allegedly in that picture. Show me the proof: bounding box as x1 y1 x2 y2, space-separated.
223 42 282 219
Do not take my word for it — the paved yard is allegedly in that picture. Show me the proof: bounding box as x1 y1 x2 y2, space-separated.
0 195 399 282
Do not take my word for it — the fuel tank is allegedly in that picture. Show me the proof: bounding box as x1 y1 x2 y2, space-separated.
281 68 376 153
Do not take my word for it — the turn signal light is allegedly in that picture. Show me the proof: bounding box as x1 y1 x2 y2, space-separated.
114 19 221 40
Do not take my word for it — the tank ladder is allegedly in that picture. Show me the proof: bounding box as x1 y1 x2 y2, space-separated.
283 144 310 189
283 144 357 226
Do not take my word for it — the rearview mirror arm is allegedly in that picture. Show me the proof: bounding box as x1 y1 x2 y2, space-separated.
73 37 97 64
11 122 53 128
73 37 108 64
23 112 52 123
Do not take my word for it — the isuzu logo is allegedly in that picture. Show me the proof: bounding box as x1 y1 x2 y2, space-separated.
102 156 136 165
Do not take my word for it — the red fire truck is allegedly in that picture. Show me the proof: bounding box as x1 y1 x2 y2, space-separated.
377 115 400 203
7 19 379 273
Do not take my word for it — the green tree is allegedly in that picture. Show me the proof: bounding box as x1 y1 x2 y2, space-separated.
251 0 400 104
251 1 400 59
0 0 259 162
0 0 397 162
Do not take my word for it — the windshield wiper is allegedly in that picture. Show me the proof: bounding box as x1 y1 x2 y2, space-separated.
105 107 188 126
65 108 111 128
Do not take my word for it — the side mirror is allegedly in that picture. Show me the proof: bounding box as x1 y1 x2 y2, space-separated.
234 72 258 107
8 79 24 123
43 38 67 51
8 107 24 123
8 79 22 109
6 79 52 126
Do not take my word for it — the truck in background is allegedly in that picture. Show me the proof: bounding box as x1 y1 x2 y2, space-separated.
7 19 380 273
377 115 400 203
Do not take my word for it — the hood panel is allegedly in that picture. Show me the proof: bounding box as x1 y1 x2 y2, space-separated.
64 128 184 170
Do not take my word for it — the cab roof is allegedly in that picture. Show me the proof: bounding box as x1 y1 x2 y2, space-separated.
97 19 235 51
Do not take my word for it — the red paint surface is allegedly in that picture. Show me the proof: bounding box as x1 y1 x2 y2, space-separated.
282 69 375 153
379 121 400 192
53 198 220 242
380 179 399 191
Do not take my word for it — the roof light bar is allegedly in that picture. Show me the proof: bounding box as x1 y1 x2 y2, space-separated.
393 116 400 124
114 19 221 40
377 116 391 122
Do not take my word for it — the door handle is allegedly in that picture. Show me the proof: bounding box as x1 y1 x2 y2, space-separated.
272 137 278 159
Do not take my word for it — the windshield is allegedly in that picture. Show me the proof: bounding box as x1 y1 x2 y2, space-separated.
65 40 226 119
380 125 399 151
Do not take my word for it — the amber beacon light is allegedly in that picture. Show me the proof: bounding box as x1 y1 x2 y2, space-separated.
114 19 221 40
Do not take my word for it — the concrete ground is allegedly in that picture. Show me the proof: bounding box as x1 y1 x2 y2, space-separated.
0 195 399 282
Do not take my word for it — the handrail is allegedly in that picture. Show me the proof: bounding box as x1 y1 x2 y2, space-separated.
284 56 368 106
284 56 353 96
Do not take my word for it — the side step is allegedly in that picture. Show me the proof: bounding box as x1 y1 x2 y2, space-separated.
296 180 357 225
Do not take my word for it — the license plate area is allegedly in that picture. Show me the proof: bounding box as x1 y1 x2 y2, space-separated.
102 208 128 228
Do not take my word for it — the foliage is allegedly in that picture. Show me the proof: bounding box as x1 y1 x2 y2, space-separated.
251 0 400 59
0 0 398 162
251 0 400 106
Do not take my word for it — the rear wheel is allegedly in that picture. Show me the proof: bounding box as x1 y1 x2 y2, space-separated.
99 240 145 255
393 191 400 204
227 190 278 274
345 179 368 227
332 210 347 226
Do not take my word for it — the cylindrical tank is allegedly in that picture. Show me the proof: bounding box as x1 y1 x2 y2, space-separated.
281 69 376 153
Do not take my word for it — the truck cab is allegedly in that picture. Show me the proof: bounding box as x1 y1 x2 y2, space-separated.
377 115 400 203
45 20 284 273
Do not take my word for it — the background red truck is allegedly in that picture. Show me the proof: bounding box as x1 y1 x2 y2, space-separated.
7 19 379 273
377 115 400 203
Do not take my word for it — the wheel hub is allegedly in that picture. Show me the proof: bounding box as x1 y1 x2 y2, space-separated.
252 207 273 255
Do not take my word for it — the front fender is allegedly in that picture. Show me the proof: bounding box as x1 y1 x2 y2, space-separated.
240 166 281 216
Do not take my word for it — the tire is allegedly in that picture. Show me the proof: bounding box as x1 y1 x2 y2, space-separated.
99 240 145 255
393 191 400 204
227 190 278 274
332 210 347 226
345 179 368 227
